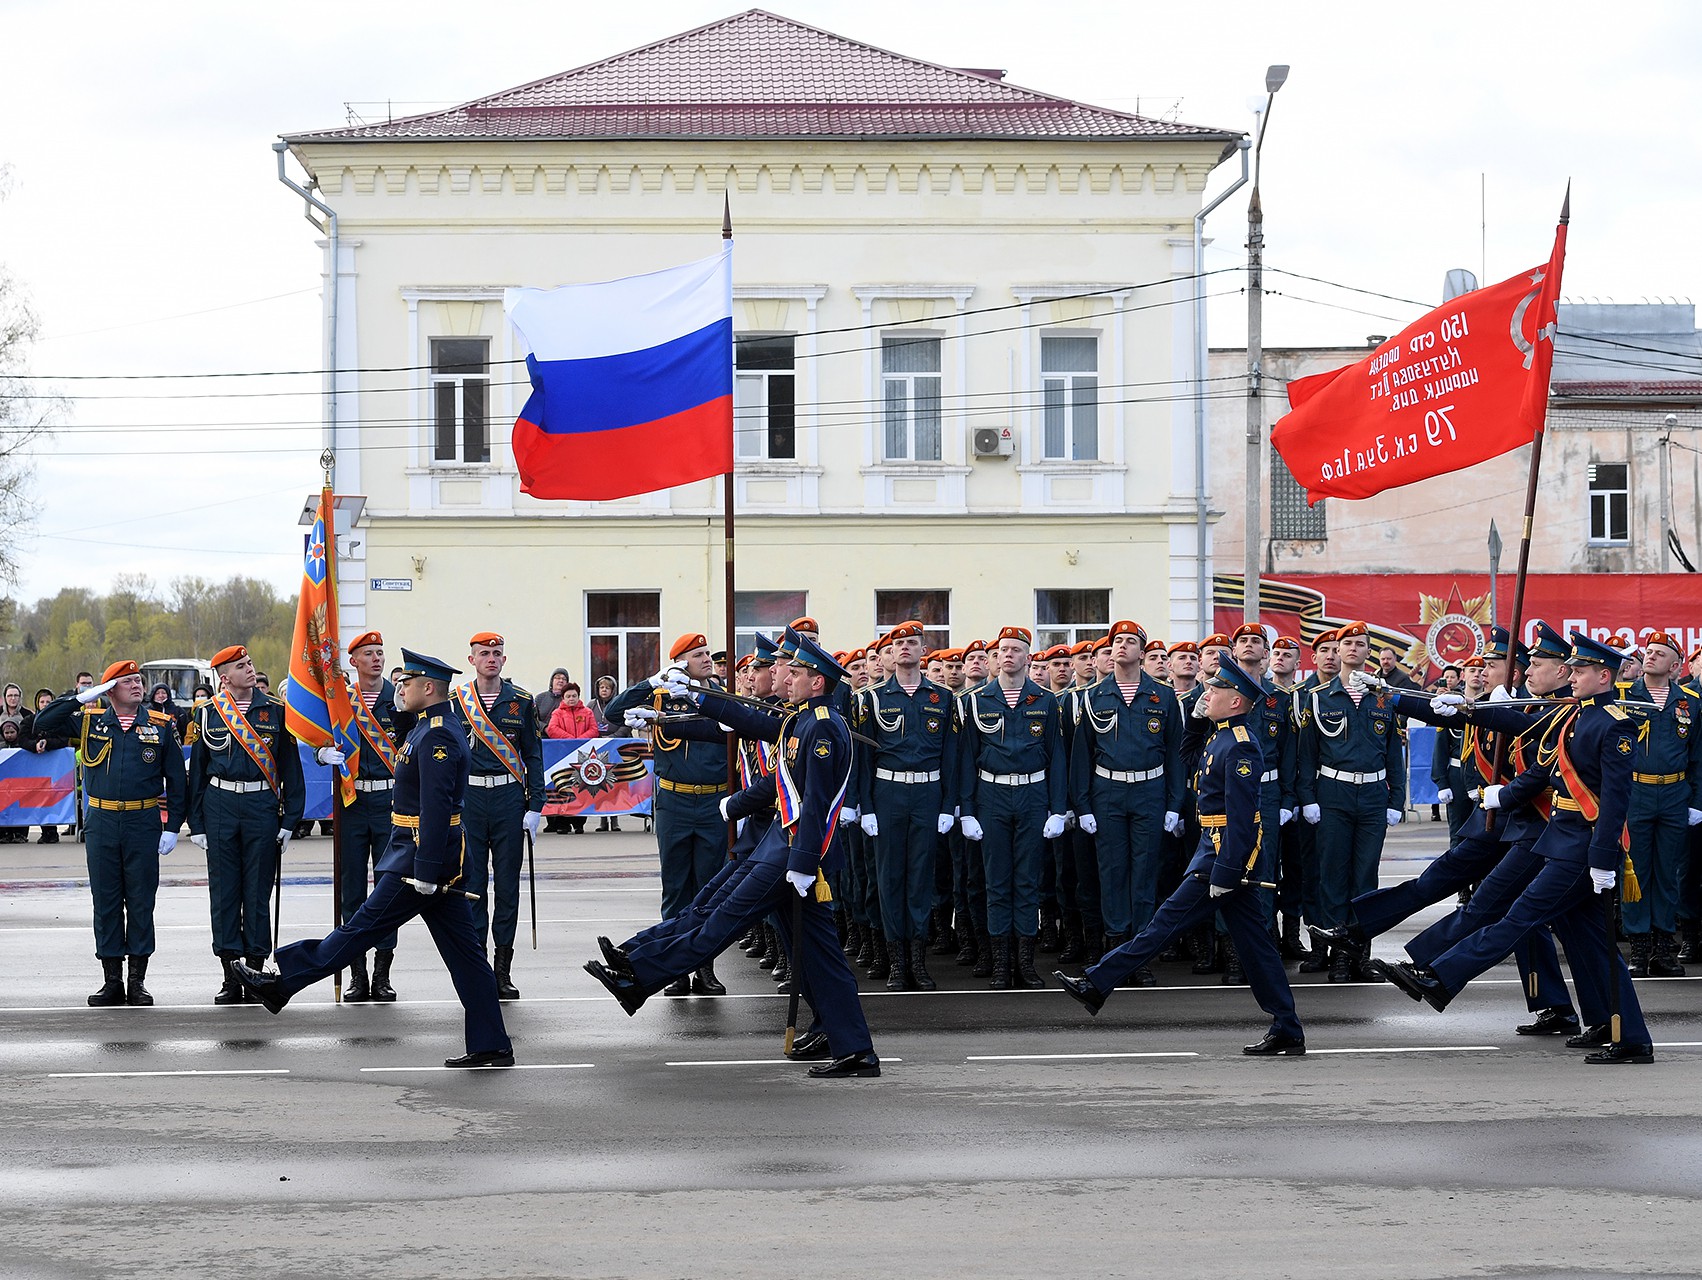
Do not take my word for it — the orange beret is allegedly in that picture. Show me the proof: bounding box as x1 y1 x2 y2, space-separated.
1336 621 1368 639
347 631 383 654
734 654 754 672
102 659 141 683
1272 636 1300 651
1071 640 1095 656
788 616 819 634
670 632 708 660
1108 620 1146 644
1311 629 1340 649
887 621 925 642
468 631 504 648
1202 633 1231 649
1092 635 1113 652
1144 638 1167 654
1461 655 1485 669
845 648 865 664
1167 640 1199 655
1610 634 1637 652
210 645 248 668
1231 622 1267 642
1645 631 1683 655
962 638 987 655
997 625 1033 647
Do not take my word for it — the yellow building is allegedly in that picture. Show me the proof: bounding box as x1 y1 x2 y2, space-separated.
279 9 1238 687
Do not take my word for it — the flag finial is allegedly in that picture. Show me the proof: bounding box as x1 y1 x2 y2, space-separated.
1560 181 1571 225
722 191 732 241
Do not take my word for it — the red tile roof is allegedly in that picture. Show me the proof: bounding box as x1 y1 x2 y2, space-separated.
285 9 1230 144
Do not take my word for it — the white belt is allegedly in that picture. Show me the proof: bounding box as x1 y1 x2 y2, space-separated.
979 768 1046 786
1094 764 1163 783
1448 758 1463 767
209 777 268 794
469 773 520 788
876 768 940 784
1260 769 1280 784
1320 766 1387 785
354 779 394 793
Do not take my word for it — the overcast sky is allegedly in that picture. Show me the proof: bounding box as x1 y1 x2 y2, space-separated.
2 0 1696 607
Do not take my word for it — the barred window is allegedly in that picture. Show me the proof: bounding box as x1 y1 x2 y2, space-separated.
1270 453 1326 539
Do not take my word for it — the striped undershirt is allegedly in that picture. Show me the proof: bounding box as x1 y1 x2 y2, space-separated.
1115 679 1140 704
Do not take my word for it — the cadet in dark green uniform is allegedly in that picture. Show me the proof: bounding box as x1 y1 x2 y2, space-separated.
186 644 305 1003
450 631 545 1001
34 659 187 1006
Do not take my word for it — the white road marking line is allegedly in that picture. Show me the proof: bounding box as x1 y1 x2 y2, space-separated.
965 1051 1198 1061
665 1058 902 1067
1306 1046 1500 1055
47 1068 290 1078
359 1063 592 1073
1652 1041 1702 1047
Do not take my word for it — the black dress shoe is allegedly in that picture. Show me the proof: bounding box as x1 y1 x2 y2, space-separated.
1566 1023 1611 1049
1307 923 1367 958
1054 970 1105 1016
1372 960 1452 1012
1515 1006 1581 1036
231 961 289 1015
444 1049 515 1068
583 960 646 1016
598 936 636 980
1242 1031 1306 1056
691 966 727 996
662 975 693 997
807 1051 881 1078
786 1030 832 1061
1583 1041 1654 1065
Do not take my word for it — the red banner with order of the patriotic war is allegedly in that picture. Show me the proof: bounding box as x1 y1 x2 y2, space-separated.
1271 215 1567 503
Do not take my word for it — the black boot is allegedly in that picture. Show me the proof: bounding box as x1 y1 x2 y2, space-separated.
931 910 958 956
868 934 891 981
693 961 727 995
989 935 1012 989
243 956 267 1003
1222 938 1247 985
856 926 877 969
842 920 861 957
371 949 397 1002
344 952 372 1003
494 945 520 1000
910 939 936 991
1279 916 1308 962
955 919 979 967
1650 929 1686 978
1191 927 1222 974
758 924 780 970
1627 933 1652 979
885 937 910 991
126 956 153 1006
1057 912 1086 964
1015 934 1046 989
1679 924 1698 965
972 924 994 978
771 945 791 983
1299 938 1334 974
739 925 761 952
1038 915 1060 954
1328 947 1354 983
214 956 245 1005
89 958 126 1007
1084 917 1105 964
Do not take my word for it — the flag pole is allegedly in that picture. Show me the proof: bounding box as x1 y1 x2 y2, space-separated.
722 195 739 846
1485 186 1569 832
321 447 344 1005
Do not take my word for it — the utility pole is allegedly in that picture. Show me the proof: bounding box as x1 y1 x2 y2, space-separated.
1244 64 1288 622
1660 414 1676 572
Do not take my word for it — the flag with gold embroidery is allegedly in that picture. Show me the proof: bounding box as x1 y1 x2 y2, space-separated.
285 487 360 805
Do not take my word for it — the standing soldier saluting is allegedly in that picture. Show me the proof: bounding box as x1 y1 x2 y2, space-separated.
451 632 545 1002
186 645 305 1004
35 660 186 1006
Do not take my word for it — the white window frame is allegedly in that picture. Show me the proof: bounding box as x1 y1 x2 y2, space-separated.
585 591 662 692
1034 588 1110 650
734 334 798 462
1039 331 1101 461
429 336 491 465
733 590 808 659
879 331 945 463
1588 461 1630 545
875 589 951 654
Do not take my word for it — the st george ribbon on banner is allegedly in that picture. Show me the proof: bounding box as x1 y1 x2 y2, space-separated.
506 245 734 500
284 487 360 806
1271 216 1567 503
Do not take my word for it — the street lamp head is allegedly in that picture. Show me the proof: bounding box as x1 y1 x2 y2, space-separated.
1266 65 1290 94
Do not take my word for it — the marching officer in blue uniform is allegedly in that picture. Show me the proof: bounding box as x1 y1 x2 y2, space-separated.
1267 635 1310 958
586 631 881 1079
959 625 1068 990
185 644 305 1003
1621 629 1702 976
450 631 545 1000
1057 660 1305 1056
1228 621 1296 976
1375 632 1654 1065
314 631 412 1002
1068 620 1182 984
853 620 960 992
235 649 514 1068
35 659 187 1007
1295 620 1405 982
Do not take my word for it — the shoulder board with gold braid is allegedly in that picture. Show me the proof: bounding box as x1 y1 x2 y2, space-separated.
149 709 175 726
815 705 830 720
1232 725 1250 743
508 684 532 699
1603 704 1629 721
430 715 443 728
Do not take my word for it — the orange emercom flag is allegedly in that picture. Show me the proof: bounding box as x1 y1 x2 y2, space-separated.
284 487 360 806
1271 208 1568 503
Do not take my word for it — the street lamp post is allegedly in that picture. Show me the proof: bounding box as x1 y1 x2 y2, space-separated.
1244 64 1288 624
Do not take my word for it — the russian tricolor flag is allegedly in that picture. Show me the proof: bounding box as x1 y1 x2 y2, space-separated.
506 245 734 501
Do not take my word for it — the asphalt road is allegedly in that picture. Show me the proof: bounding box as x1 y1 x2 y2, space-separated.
1 825 1698 1279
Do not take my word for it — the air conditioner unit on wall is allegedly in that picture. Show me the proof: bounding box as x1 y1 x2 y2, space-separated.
972 426 1015 459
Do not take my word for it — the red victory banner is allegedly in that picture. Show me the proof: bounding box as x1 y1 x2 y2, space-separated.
1271 215 1567 503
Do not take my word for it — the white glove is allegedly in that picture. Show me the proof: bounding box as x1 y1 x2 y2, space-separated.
937 813 954 835
1190 695 1213 720
1429 694 1464 718
522 811 545 840
1385 809 1402 826
659 668 692 698
647 666 685 689
1590 867 1616 894
1302 804 1321 824
786 870 815 898
1481 784 1504 811
277 828 293 853
735 817 746 838
404 877 441 895
838 806 859 827
1279 808 1294 826
1078 813 1098 835
158 832 176 856
1209 883 1230 898
1437 788 1454 804
960 815 985 841
76 678 119 705
315 746 346 767
190 833 208 850
719 796 733 821
860 813 879 838
1689 808 1702 827
1163 810 1183 836
623 708 657 730
1487 684 1514 703
1042 814 1066 840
